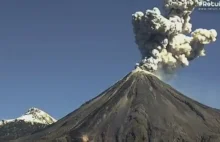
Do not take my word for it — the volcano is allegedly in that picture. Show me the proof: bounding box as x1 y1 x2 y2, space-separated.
13 68 220 142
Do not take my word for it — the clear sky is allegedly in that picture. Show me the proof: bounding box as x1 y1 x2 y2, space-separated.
0 0 219 119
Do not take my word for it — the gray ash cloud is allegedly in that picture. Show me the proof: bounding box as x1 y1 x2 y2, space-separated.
132 0 217 77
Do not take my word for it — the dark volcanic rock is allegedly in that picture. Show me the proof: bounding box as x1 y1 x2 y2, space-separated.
13 69 220 142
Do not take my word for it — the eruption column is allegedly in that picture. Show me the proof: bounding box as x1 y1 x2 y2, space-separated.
132 0 217 75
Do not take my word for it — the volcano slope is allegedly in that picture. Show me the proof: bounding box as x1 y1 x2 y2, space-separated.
14 68 220 142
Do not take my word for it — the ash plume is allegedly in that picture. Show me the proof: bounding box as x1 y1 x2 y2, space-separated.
132 0 217 76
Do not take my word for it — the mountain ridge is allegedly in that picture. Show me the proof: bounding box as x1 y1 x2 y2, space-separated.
0 107 56 141
0 107 56 126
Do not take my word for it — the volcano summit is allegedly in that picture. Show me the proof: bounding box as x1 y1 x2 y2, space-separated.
13 68 220 142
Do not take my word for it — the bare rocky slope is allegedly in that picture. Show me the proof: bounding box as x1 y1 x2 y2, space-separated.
13 68 220 142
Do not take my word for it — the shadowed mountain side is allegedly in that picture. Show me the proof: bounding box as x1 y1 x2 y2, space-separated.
0 121 49 142
13 68 220 142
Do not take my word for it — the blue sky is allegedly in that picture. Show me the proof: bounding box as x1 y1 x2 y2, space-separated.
0 0 219 119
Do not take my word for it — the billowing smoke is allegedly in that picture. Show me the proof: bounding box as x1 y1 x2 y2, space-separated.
132 0 217 77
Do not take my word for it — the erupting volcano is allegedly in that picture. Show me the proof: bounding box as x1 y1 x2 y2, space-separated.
12 0 220 142
14 68 220 142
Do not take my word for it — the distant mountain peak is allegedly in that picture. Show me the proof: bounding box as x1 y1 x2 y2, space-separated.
0 107 56 127
0 107 56 141
26 107 43 115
